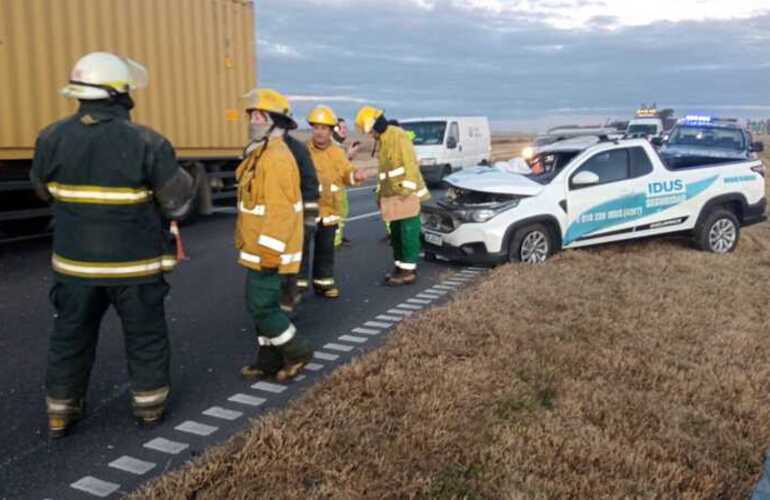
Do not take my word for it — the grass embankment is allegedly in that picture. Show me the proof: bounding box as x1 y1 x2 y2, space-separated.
135 152 770 499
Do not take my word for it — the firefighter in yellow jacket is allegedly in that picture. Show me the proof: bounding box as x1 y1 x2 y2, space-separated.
304 105 368 297
356 106 430 285
236 89 312 381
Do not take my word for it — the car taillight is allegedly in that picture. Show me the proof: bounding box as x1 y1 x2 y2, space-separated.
752 164 766 177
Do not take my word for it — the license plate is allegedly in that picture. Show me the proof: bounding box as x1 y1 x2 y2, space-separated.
424 231 442 246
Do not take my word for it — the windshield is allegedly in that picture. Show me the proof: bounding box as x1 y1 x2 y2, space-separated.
627 124 658 136
668 125 746 151
400 121 447 146
526 151 581 184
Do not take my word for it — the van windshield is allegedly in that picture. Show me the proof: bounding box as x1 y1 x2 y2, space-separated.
401 121 447 146
627 124 658 136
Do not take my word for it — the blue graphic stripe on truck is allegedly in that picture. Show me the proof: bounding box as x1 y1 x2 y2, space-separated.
564 175 718 245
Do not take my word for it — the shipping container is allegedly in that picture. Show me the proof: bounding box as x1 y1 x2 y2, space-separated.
0 0 257 234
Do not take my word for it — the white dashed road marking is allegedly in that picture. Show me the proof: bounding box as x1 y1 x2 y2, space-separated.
143 437 189 455
70 476 120 498
305 363 325 371
175 420 218 437
377 314 402 322
250 381 288 394
324 342 355 352
397 303 423 310
387 308 413 316
203 406 244 421
364 321 392 328
314 351 340 361
352 327 380 335
109 455 157 475
228 393 267 407
339 335 368 343
408 298 431 305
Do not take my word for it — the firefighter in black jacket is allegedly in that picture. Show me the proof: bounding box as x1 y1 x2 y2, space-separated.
30 52 194 438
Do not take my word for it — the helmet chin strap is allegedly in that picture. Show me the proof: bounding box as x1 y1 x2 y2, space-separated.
70 80 134 110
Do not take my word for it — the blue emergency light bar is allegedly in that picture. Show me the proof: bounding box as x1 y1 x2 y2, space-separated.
679 115 738 128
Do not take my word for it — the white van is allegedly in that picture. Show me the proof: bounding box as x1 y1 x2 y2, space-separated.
400 116 491 185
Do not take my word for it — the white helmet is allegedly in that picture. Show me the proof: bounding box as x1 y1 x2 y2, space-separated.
61 52 149 100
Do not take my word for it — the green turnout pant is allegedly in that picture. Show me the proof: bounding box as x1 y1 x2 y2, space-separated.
246 269 311 374
46 280 171 402
390 215 422 271
334 190 350 246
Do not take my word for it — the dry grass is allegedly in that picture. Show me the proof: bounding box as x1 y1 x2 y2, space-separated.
134 153 770 500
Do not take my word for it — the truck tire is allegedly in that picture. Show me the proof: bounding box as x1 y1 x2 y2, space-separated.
694 208 740 254
508 223 553 263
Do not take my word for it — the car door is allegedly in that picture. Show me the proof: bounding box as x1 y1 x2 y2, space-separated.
563 148 638 247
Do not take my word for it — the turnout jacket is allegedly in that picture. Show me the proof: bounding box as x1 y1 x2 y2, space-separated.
306 142 359 226
235 136 304 274
376 125 431 202
30 100 192 286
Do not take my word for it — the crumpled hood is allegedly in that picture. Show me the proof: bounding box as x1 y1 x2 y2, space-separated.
445 166 544 196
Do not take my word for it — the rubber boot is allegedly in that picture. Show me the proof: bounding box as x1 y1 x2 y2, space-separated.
47 397 85 439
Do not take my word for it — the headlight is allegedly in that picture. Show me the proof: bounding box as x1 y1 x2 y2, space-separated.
522 146 534 160
420 158 437 166
456 199 520 223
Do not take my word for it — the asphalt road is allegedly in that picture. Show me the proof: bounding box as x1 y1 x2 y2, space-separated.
0 182 483 499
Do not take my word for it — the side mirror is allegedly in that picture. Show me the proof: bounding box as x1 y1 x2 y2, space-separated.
751 141 765 153
650 136 664 147
446 136 458 149
572 170 600 187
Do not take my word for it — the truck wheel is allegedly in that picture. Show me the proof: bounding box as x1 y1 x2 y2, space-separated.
694 208 740 254
508 223 552 263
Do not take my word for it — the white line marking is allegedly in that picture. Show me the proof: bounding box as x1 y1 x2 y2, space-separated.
417 293 439 300
294 374 307 382
434 285 455 291
250 381 288 394
314 351 340 361
444 280 464 286
202 406 243 421
467 267 486 271
398 303 423 310
108 455 156 475
175 420 218 436
364 321 392 328
339 335 368 343
346 210 381 222
388 308 413 316
352 327 380 335
428 288 449 295
143 437 189 455
408 298 432 305
347 185 376 193
376 314 402 322
70 476 120 498
324 342 355 352
228 393 267 407
305 363 325 371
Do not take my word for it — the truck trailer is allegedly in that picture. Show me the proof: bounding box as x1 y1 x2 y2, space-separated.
0 0 257 236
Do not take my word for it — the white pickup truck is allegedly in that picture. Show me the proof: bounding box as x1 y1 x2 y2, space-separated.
421 137 766 264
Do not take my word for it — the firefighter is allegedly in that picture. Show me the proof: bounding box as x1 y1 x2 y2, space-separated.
355 106 430 286
240 91 319 315
304 106 367 297
331 118 360 248
236 88 312 381
30 52 195 437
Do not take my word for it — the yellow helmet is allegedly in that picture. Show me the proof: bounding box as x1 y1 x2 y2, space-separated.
240 88 297 129
355 105 384 134
307 105 338 127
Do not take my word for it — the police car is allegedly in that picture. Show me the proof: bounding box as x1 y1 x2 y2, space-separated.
421 133 766 264
657 115 765 168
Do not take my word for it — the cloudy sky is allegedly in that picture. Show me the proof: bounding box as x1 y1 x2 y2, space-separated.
254 0 770 131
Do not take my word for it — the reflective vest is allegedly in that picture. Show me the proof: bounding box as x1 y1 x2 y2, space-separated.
377 126 431 202
235 137 304 274
30 101 181 285
306 141 358 226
